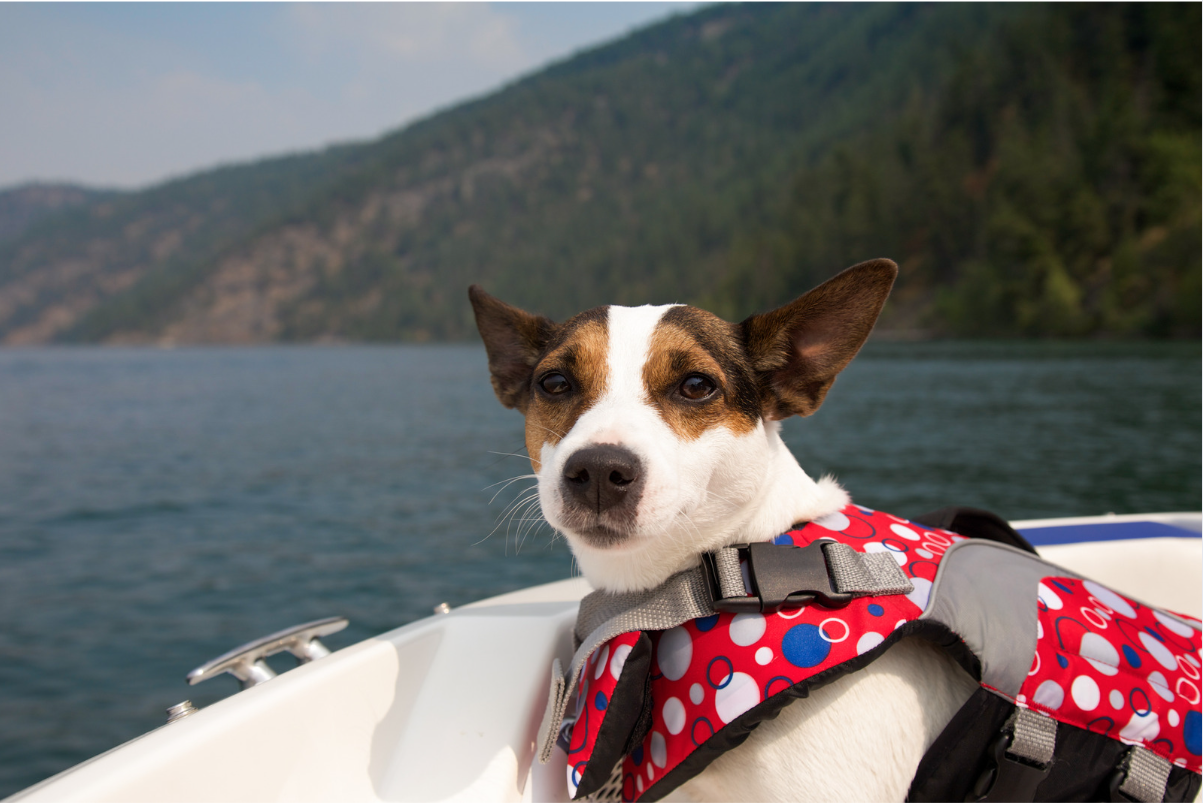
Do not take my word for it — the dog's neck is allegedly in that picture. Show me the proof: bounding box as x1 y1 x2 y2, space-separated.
570 422 850 593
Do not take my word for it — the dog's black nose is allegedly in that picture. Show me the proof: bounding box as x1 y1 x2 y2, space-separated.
561 444 644 515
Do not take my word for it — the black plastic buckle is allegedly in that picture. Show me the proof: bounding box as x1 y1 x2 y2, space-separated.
967 730 1053 802
702 541 854 614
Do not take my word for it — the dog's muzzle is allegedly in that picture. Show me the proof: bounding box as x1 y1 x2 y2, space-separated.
559 444 644 544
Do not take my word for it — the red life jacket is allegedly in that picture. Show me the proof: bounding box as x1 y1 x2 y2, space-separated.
552 505 1202 802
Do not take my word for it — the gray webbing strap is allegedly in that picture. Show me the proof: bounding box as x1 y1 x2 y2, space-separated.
823 542 914 596
712 547 744 600
539 542 916 763
539 567 713 763
1005 708 1057 767
1118 746 1173 803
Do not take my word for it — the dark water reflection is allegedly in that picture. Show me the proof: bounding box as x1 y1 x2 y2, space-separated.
0 342 1198 795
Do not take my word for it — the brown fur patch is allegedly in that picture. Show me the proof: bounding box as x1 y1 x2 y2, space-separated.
469 285 556 413
643 307 760 440
523 308 610 471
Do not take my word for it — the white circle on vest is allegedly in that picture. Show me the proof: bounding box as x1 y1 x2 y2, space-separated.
1079 633 1120 676
658 627 692 680
857 631 884 655
689 682 704 705
1139 631 1178 670
715 671 760 724
651 731 667 768
1071 675 1100 711
1082 580 1136 618
610 643 632 681
1168 709 1181 727
755 646 773 665
1033 679 1064 710
730 612 766 646
1037 582 1063 611
1180 655 1201 680
1080 606 1109 630
818 617 849 643
815 511 850 532
1119 709 1160 742
890 523 921 541
906 577 933 611
1148 671 1174 702
594 644 610 680
1110 689 1125 709
662 696 686 735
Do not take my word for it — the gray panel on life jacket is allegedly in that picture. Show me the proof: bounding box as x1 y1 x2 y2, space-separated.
920 540 1087 697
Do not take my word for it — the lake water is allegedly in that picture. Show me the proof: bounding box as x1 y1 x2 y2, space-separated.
0 342 1198 796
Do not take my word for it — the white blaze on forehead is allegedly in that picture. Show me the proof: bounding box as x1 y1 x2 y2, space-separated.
593 304 680 427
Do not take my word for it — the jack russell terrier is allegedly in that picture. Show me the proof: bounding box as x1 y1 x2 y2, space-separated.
469 259 980 801
469 263 1203 803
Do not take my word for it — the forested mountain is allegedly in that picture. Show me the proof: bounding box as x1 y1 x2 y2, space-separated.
0 3 1197 344
0 184 115 244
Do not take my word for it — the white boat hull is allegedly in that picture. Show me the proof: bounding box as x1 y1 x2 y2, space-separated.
10 514 1200 803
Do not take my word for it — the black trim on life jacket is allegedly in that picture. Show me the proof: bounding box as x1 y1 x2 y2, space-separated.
574 632 655 798
909 687 1203 802
636 618 982 802
913 506 1038 555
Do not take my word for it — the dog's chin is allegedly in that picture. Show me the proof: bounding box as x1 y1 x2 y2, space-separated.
570 524 632 549
556 512 637 550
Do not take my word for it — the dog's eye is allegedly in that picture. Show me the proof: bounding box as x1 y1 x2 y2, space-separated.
678 374 717 401
539 373 571 395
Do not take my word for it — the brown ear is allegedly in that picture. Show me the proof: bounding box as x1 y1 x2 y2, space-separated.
469 285 556 412
741 259 897 419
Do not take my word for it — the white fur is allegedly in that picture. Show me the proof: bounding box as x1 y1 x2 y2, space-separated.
534 303 975 802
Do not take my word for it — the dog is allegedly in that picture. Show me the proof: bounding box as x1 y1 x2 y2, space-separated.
470 259 981 801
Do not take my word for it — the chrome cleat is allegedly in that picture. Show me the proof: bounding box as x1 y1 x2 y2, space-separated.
186 616 348 690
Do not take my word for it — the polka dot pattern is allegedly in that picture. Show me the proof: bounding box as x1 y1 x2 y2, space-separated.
595 506 955 801
1021 575 1201 773
565 506 1201 802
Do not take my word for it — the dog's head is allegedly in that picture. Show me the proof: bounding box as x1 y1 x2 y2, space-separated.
470 260 896 591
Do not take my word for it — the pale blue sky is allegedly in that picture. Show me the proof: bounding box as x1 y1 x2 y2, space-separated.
0 2 698 190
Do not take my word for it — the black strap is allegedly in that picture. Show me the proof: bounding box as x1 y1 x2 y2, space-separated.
912 506 1038 555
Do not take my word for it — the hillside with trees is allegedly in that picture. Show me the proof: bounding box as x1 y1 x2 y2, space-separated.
0 3 1196 344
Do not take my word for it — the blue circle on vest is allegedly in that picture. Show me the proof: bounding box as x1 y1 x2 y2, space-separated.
1185 710 1201 756
631 745 644 765
1122 645 1141 668
867 604 884 617
1056 654 1069 669
782 623 831 668
594 691 607 711
1130 687 1151 716
1144 626 1165 643
696 614 720 632
773 533 794 546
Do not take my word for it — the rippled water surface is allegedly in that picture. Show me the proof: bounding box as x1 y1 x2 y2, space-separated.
0 342 1198 796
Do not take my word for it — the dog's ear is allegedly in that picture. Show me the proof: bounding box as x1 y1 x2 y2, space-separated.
469 285 556 412
741 259 897 419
